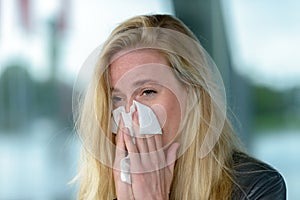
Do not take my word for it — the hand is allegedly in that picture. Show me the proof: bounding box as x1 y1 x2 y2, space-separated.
113 111 180 200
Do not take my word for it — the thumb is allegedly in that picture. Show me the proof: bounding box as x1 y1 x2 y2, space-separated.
166 142 180 174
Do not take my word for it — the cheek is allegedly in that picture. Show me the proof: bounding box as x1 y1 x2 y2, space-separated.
165 101 181 132
154 99 181 145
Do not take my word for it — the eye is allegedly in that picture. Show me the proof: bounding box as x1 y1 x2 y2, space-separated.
142 89 157 96
111 96 125 109
112 96 122 102
111 95 125 106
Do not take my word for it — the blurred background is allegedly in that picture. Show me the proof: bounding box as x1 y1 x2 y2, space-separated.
0 0 299 199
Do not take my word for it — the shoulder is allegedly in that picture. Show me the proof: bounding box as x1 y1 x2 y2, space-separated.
231 152 286 200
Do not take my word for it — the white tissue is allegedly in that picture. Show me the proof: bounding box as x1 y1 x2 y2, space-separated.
120 156 131 184
111 100 162 137
111 100 162 184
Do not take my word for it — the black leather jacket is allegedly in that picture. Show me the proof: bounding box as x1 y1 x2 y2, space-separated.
232 152 286 199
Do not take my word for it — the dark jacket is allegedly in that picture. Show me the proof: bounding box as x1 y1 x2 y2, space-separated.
232 152 286 199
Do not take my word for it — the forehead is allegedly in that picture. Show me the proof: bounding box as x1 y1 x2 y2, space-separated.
109 49 169 86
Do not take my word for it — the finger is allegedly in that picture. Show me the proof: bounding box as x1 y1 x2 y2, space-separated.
132 109 141 139
135 137 149 167
154 134 163 150
116 116 126 150
166 142 180 174
136 137 149 153
152 138 167 197
146 135 161 172
114 117 126 170
113 127 135 200
132 110 149 153
123 132 144 174
146 134 157 152
123 128 138 154
152 134 165 165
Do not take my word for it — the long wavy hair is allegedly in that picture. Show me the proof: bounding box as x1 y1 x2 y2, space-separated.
73 14 242 199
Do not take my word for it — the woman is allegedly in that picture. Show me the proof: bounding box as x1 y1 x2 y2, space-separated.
73 14 286 199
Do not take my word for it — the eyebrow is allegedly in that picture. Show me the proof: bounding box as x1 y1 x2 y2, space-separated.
111 79 159 93
132 79 159 87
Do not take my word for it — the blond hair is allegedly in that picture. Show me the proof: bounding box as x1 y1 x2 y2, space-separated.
74 14 242 199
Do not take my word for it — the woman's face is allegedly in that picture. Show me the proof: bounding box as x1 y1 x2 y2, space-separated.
109 49 187 146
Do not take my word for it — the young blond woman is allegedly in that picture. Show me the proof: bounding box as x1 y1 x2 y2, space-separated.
73 14 286 200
